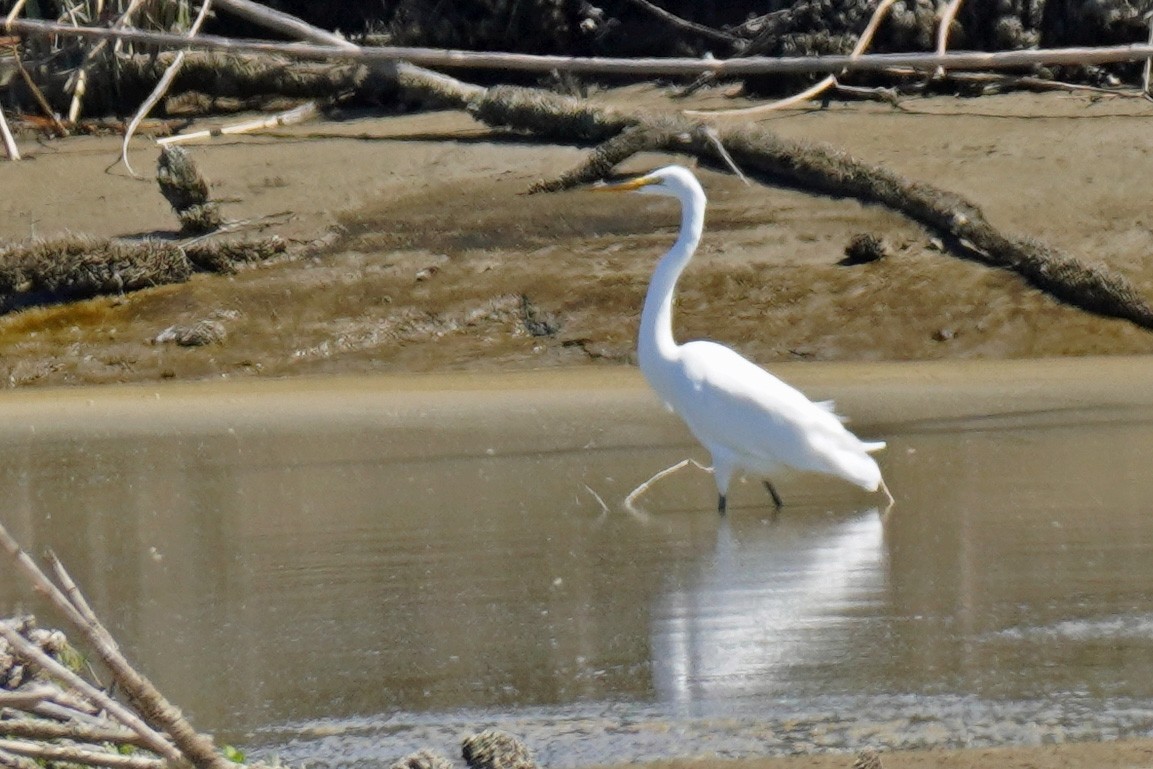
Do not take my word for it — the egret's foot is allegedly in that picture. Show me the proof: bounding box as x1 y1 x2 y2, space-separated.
717 494 727 516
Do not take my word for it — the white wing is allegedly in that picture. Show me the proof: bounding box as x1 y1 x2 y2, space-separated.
667 341 883 489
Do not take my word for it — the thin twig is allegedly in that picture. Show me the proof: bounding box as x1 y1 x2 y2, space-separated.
29 700 108 725
46 552 112 649
617 0 740 44
625 458 712 511
0 739 165 769
0 716 153 749
10 46 68 136
0 107 18 160
2 0 28 30
583 484 610 515
0 623 179 763
157 101 319 146
121 0 215 176
683 0 899 118
14 18 1153 77
0 685 57 710
1143 11 1153 99
935 0 966 78
700 125 749 184
67 0 149 123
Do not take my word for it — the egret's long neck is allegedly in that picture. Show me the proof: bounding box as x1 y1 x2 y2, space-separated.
638 188 705 375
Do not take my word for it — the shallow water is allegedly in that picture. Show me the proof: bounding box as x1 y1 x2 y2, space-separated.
3 360 1153 765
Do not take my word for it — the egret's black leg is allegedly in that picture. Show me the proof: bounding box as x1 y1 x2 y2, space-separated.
763 480 784 509
717 494 727 516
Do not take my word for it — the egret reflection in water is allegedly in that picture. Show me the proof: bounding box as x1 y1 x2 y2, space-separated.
651 509 887 707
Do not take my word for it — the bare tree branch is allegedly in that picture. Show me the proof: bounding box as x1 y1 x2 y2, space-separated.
10 17 1153 77
616 0 740 44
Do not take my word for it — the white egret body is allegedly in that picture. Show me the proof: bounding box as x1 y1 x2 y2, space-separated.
598 165 892 513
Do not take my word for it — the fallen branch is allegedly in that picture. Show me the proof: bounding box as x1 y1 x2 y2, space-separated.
121 0 215 176
0 739 165 769
935 0 966 77
683 0 899 118
0 108 18 160
156 101 318 146
14 17 1153 77
0 622 180 762
0 715 149 747
617 0 740 45
0 517 234 769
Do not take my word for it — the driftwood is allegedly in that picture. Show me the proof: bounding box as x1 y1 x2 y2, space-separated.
0 517 234 769
12 18 1153 79
0 235 286 313
156 146 223 234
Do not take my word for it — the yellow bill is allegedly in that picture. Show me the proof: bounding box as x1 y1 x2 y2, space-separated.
592 174 657 192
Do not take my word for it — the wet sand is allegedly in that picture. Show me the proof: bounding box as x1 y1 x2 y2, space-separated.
3 90 1153 385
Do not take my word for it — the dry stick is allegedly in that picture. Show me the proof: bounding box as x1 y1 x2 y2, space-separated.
30 699 108 724
0 747 38 769
0 523 228 769
17 17 1153 77
0 685 57 709
935 0 966 78
40 554 232 769
682 0 900 118
3 0 27 28
45 552 114 651
10 47 68 136
67 0 149 123
0 107 19 160
0 739 165 769
156 101 318 146
0 715 149 747
618 0 740 44
625 459 712 511
121 0 215 176
1143 11 1153 98
0 624 179 764
886 66 1145 96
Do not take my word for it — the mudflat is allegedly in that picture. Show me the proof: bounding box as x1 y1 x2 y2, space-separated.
2 88 1153 386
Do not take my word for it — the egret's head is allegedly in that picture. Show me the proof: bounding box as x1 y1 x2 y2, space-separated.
594 165 702 200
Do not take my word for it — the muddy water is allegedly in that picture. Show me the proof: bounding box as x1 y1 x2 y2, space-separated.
3 360 1153 765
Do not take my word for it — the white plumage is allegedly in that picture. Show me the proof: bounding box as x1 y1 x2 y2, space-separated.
598 165 892 513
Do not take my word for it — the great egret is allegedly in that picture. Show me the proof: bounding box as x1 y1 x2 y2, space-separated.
596 165 893 514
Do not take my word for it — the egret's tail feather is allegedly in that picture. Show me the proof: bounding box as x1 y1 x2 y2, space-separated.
862 440 886 453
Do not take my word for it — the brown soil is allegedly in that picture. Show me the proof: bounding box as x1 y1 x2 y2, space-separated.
3 86 1153 389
